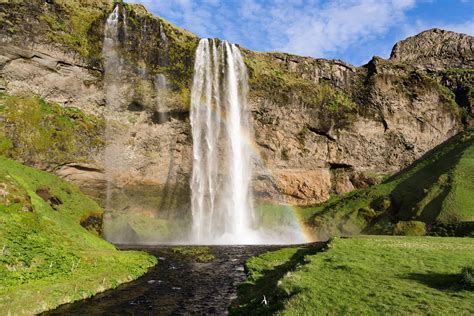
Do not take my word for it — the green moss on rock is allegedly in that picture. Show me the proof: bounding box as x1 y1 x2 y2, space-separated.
0 93 104 167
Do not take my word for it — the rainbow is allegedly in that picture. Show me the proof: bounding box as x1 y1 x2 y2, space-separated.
200 101 317 244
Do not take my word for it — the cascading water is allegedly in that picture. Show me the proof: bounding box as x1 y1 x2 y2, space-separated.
102 6 135 243
100 7 306 245
103 6 121 214
190 39 259 244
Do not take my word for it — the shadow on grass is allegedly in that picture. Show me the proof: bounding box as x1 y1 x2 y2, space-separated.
404 272 470 291
230 242 326 315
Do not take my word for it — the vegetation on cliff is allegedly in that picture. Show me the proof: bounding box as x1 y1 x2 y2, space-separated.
0 156 156 314
0 0 111 64
232 236 474 315
301 129 474 239
243 51 357 126
119 2 199 111
0 92 104 167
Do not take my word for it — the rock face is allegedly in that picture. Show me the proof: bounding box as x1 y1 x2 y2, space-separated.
0 0 472 211
390 28 474 70
0 44 103 114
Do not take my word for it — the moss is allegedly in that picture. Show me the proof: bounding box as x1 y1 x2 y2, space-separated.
434 68 474 125
169 246 215 263
35 0 112 63
0 93 104 167
244 51 357 127
119 4 199 111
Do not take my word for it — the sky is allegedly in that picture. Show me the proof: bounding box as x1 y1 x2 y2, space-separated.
127 0 474 66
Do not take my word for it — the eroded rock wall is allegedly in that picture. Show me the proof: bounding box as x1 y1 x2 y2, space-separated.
0 0 472 210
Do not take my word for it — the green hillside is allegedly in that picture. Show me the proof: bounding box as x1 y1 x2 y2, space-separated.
232 236 474 315
301 129 474 239
0 156 156 315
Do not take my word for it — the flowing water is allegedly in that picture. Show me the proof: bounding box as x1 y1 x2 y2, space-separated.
190 39 258 244
46 246 284 315
189 40 306 245
102 5 129 233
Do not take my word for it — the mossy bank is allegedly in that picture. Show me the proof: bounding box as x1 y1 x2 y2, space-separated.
0 156 156 315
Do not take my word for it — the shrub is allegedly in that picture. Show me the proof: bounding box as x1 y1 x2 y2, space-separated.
393 221 426 236
357 207 376 220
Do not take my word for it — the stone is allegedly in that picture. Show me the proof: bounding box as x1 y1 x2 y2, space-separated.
390 28 474 70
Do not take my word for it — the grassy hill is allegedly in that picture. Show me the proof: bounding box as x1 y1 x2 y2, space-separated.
231 236 474 315
0 156 156 315
299 129 474 239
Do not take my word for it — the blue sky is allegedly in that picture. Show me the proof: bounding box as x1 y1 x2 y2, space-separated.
127 0 474 65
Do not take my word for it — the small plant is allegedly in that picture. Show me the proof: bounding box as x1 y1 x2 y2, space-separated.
393 221 426 236
460 266 474 289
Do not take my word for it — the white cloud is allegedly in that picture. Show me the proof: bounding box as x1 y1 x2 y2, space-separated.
125 0 472 65
237 0 417 59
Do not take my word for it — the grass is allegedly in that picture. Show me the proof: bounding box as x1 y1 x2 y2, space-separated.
169 246 215 263
0 92 104 167
302 129 474 239
0 156 156 315
232 236 474 315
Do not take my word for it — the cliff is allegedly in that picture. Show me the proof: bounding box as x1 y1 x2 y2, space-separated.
0 0 473 241
391 28 474 70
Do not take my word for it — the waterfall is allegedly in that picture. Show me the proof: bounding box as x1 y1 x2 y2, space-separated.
102 6 133 243
103 6 121 215
154 74 168 123
190 39 259 244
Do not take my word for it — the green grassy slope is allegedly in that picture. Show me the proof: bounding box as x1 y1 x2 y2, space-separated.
302 129 474 239
232 236 474 315
0 156 156 315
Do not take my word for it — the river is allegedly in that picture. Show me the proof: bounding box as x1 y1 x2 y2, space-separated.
46 245 286 315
